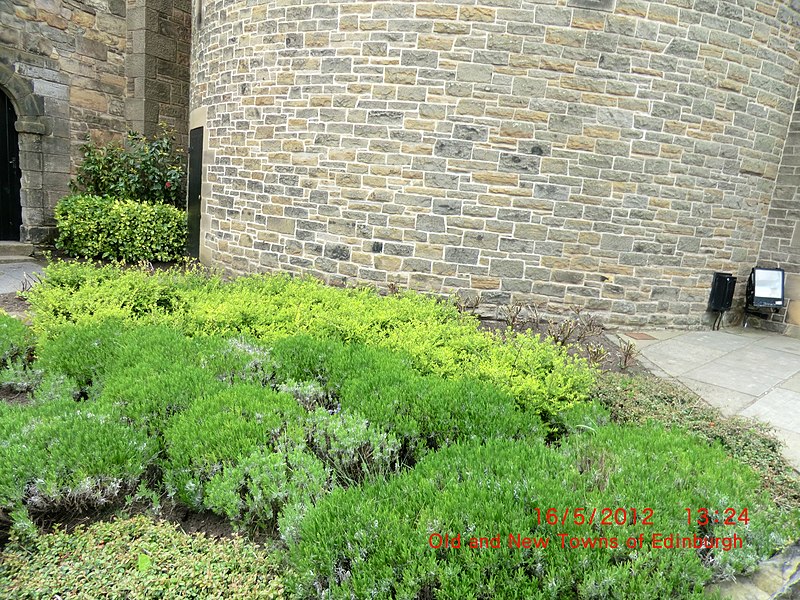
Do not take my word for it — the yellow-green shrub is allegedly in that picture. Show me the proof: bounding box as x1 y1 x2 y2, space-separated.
54 194 186 262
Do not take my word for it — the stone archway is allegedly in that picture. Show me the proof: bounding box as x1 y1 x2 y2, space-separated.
0 61 51 243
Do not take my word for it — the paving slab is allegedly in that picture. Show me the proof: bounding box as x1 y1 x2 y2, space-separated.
0 261 44 294
679 378 757 417
629 327 800 473
782 372 800 394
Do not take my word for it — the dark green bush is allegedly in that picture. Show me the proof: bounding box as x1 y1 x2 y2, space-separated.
0 516 285 599
163 385 307 509
289 425 798 598
70 126 186 207
55 194 187 262
0 312 32 366
0 393 154 514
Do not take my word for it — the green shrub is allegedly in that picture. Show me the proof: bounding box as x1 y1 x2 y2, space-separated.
0 312 32 366
0 516 284 599
35 319 128 390
0 395 155 514
26 262 595 418
55 194 187 262
204 446 329 538
163 385 306 508
70 126 186 207
594 373 800 510
305 408 401 485
289 425 798 598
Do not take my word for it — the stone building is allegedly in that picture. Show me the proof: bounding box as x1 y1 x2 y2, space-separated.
0 0 191 243
3 0 800 334
189 0 800 334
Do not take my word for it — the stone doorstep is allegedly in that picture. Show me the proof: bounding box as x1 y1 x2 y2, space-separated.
0 242 35 258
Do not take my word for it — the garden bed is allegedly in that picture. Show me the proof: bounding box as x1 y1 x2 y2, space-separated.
0 261 798 599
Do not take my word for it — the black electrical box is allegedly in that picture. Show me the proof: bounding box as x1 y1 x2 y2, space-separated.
708 272 737 311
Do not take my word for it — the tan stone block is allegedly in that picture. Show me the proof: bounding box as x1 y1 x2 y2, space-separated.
72 9 95 27
351 252 372 266
360 19 387 31
545 29 586 48
418 35 454 51
499 123 534 138
459 6 495 22
282 140 304 152
342 3 372 14
470 276 500 290
305 33 330 47
409 273 443 292
660 144 683 159
648 4 678 24
292 154 318 166
416 244 443 260
473 172 518 185
540 158 567 174
72 88 108 112
330 149 357 161
572 12 605 30
488 186 531 197
385 68 416 84
404 119 435 132
515 110 549 123
568 136 595 151
375 255 402 271
616 0 647 17
41 11 68 29
416 3 458 19
539 58 575 73
583 94 617 106
583 125 619 140
340 16 359 31
433 261 458 276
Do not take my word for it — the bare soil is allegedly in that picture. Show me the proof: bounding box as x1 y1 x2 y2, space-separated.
0 292 30 321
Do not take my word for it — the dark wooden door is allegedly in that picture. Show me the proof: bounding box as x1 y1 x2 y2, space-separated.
0 91 22 241
187 126 203 258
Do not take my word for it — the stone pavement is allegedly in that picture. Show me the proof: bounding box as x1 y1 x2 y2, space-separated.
0 260 44 294
618 327 800 473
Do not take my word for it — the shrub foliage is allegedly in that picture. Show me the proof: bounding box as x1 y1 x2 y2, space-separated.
0 516 284 599
54 195 187 262
2 263 798 598
70 127 186 207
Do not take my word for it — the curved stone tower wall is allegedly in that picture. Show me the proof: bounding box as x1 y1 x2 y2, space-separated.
191 0 800 326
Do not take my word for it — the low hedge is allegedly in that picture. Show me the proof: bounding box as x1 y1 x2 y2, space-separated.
289 426 798 598
54 194 187 262
26 261 595 419
2 323 544 541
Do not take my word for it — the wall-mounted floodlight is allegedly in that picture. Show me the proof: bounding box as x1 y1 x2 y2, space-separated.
746 267 785 309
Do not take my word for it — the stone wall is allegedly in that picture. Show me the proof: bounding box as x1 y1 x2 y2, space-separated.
758 98 800 336
192 0 800 327
0 0 129 241
0 0 191 242
126 0 192 148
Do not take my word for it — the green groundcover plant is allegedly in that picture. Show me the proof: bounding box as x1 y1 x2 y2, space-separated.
0 516 285 599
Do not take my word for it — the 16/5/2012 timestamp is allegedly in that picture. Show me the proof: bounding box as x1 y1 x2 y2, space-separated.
686 508 749 526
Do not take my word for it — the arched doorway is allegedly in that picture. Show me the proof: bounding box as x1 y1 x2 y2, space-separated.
0 90 22 241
